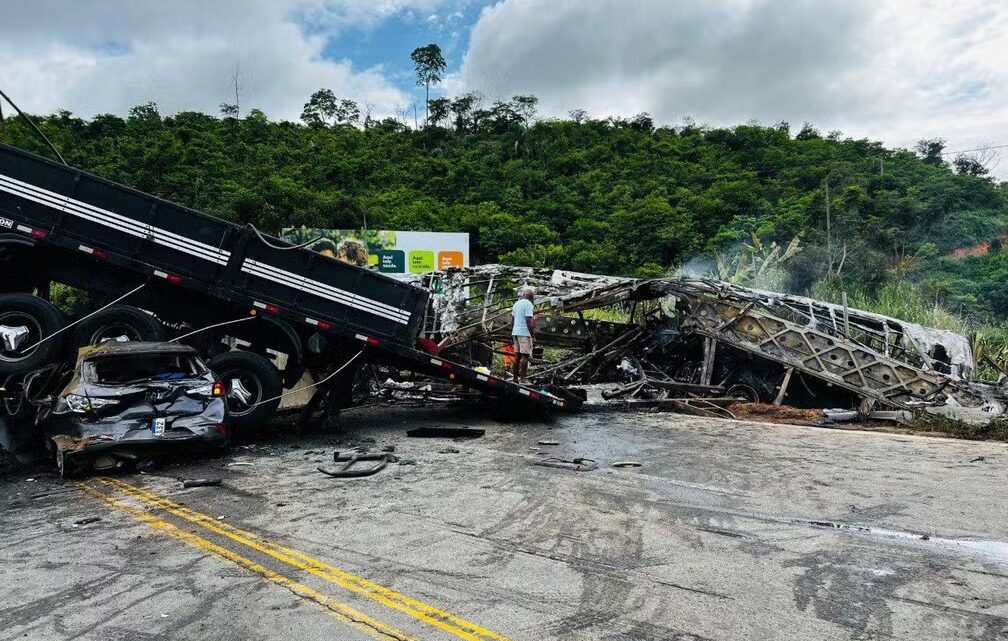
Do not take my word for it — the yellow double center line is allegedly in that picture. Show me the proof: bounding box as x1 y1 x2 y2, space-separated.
78 483 412 641
85 477 513 641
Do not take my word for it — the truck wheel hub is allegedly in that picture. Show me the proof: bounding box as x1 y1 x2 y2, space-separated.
0 311 41 361
0 325 29 352
229 378 253 405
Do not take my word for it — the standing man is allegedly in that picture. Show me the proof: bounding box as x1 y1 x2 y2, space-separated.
511 286 536 384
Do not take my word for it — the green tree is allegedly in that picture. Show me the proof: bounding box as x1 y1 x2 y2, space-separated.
428 97 451 128
954 153 989 177
450 93 478 131
916 138 946 167
610 196 699 268
410 43 446 126
334 99 360 126
629 112 654 133
301 91 359 127
301 89 339 127
511 95 538 127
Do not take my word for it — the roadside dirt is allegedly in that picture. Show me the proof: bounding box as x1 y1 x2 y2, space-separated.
727 402 824 425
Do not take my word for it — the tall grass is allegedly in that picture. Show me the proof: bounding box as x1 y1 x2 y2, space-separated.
811 277 1008 380
810 279 968 332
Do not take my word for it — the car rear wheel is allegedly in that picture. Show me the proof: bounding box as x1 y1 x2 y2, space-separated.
73 304 166 347
0 293 66 377
207 351 282 435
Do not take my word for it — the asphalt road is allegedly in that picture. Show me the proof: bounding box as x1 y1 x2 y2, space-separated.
1 406 1006 641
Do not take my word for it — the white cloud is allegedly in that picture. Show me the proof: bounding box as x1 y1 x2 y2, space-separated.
300 0 453 31
0 1 428 121
459 0 1008 176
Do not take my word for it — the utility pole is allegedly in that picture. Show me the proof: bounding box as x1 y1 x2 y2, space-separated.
233 66 241 118
825 179 832 273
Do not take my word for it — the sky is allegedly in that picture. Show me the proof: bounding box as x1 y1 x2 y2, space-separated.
2 0 1007 177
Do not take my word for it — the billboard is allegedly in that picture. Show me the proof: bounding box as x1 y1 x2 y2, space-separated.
280 227 469 277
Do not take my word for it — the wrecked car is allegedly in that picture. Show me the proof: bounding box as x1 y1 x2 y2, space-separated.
12 341 229 476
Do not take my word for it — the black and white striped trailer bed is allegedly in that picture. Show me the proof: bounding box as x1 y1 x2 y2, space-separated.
0 142 579 414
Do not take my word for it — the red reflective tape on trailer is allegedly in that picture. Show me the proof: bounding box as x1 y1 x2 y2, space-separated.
487 377 497 385
264 304 279 314
79 245 107 260
366 336 380 345
529 392 541 400
17 224 46 238
154 270 182 283
306 317 333 330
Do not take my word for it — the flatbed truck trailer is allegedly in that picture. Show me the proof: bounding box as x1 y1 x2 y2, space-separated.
0 142 576 439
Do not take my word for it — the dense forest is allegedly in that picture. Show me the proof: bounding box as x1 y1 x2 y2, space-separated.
3 91 1007 328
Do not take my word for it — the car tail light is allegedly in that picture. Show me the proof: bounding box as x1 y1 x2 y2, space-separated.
214 423 227 436
212 381 225 397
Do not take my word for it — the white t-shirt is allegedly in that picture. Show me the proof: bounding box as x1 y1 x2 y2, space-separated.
512 299 534 336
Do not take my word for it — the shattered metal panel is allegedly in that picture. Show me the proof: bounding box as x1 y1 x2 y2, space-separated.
412 265 1006 417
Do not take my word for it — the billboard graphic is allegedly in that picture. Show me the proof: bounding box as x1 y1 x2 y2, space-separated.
281 228 469 277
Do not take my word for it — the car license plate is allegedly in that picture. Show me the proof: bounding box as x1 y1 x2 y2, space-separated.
151 417 166 436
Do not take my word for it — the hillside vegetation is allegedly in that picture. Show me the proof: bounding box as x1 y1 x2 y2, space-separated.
4 101 1007 326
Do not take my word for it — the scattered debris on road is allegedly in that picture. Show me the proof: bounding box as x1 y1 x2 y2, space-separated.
182 478 223 488
318 452 390 478
406 427 485 438
612 461 642 468
533 457 599 472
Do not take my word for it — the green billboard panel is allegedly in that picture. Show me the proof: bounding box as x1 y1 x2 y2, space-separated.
408 250 435 273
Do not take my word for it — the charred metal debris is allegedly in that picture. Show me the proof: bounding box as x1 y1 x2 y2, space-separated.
399 265 1007 423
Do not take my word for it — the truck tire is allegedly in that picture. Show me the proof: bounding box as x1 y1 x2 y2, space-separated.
208 351 282 435
73 305 166 346
0 293 66 377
